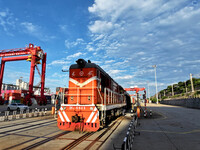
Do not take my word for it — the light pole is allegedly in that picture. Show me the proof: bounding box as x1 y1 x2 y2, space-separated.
152 65 158 104
61 69 69 104
172 84 174 96
190 73 194 92
147 81 150 101
185 81 187 94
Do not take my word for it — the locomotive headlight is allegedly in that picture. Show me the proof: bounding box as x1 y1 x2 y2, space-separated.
71 96 74 101
88 96 91 101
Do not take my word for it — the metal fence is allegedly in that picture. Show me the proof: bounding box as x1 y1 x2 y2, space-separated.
121 116 139 150
0 108 48 121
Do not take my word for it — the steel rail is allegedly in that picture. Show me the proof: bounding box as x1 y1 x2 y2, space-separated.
2 130 64 150
61 132 95 150
84 116 124 150
21 131 70 150
61 116 124 150
0 120 56 135
0 118 54 130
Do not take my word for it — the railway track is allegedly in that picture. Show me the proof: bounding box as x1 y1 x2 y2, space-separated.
0 118 53 130
61 116 125 150
0 116 125 150
0 119 56 135
84 116 124 150
61 132 95 150
21 131 70 150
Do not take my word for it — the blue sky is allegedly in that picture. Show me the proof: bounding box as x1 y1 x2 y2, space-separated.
0 0 200 96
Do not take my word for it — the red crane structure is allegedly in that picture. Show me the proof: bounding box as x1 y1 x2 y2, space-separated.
124 87 145 93
0 44 47 106
125 87 146 118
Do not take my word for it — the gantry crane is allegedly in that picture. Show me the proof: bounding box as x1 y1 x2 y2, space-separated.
125 87 146 118
0 44 47 106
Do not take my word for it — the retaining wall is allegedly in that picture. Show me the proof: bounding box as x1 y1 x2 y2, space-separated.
160 98 200 109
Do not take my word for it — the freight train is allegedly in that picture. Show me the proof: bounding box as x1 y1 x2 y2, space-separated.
57 59 130 132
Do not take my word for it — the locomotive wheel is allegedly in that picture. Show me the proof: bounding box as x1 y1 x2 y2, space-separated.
136 107 140 118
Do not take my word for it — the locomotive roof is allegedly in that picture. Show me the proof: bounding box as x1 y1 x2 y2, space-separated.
70 59 127 93
70 62 111 79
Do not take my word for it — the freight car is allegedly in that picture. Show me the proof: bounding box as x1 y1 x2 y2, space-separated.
57 59 130 132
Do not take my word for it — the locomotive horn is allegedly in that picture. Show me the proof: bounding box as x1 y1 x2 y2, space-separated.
76 59 87 68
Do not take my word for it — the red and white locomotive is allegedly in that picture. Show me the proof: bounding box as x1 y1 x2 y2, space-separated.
57 59 129 132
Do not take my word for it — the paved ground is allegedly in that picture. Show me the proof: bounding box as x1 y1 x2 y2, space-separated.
100 112 133 150
134 103 200 150
0 112 133 150
1 103 200 150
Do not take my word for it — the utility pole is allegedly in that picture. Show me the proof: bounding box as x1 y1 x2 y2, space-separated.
190 73 194 92
152 65 158 104
172 84 174 96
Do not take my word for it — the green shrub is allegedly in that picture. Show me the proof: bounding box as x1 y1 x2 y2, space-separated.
161 96 167 100
151 97 157 103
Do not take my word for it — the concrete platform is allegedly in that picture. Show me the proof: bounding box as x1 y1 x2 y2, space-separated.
133 103 200 150
100 112 133 150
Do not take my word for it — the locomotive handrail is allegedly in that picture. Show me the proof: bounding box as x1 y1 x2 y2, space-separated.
68 87 99 89
102 87 126 105
67 94 95 96
77 87 79 105
97 88 103 104
104 88 106 105
92 80 94 104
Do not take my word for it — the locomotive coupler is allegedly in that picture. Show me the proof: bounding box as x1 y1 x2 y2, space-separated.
72 114 85 123
72 114 80 123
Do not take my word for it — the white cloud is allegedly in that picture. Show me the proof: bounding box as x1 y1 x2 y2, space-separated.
86 44 95 51
52 73 68 78
0 9 15 35
21 22 38 32
0 12 7 17
107 69 126 76
59 25 68 32
89 20 117 33
178 60 200 67
136 52 145 55
21 22 55 41
62 66 69 70
94 34 105 41
92 60 102 64
0 10 56 40
115 75 133 80
48 60 70 66
65 38 85 49
66 52 86 60
105 60 115 63
87 0 200 95
159 6 200 26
